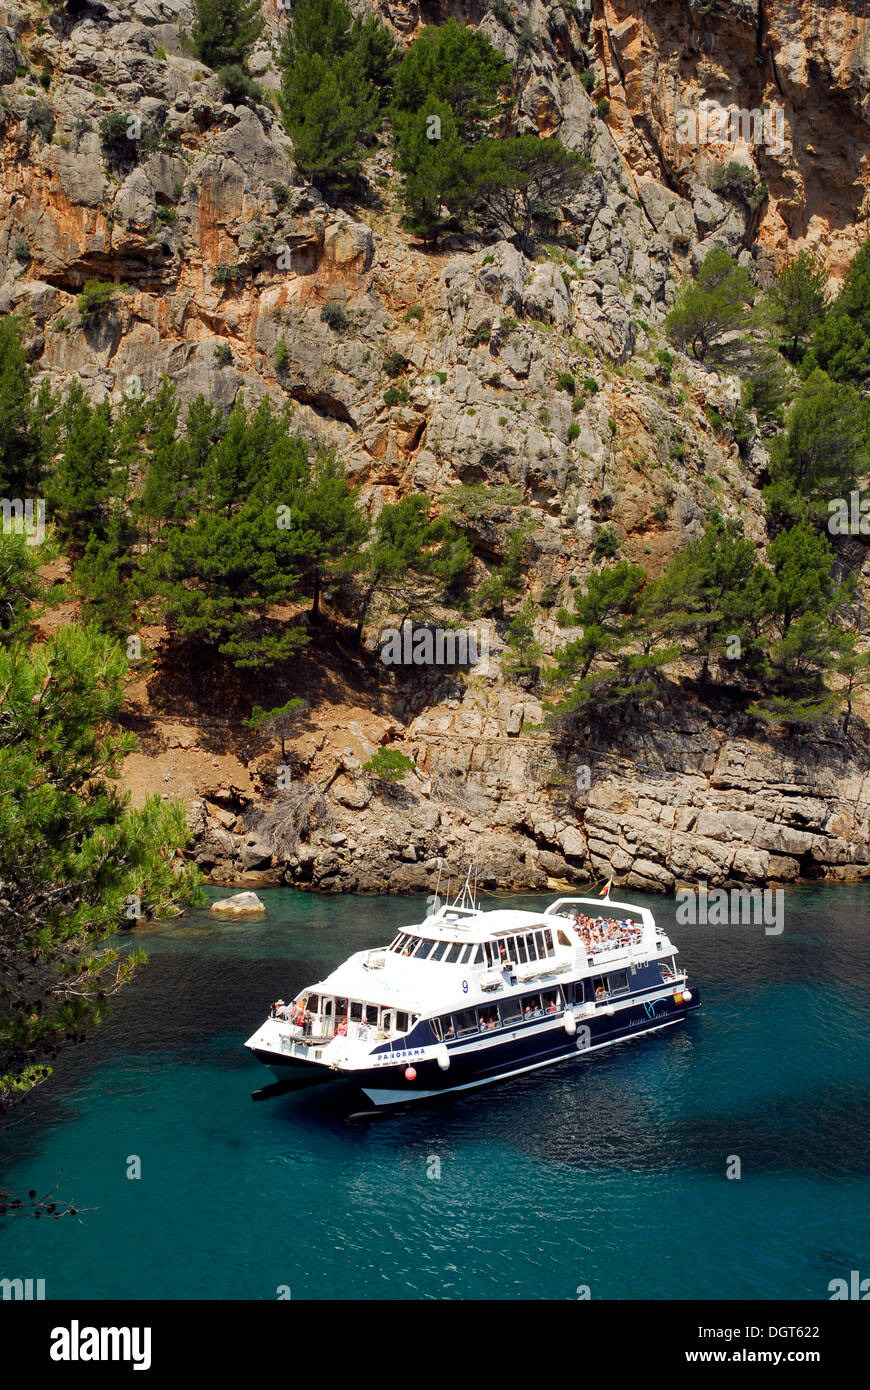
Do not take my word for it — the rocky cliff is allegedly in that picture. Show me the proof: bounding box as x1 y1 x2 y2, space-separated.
2 0 868 893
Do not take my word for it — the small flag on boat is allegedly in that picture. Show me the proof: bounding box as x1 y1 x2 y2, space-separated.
599 879 612 898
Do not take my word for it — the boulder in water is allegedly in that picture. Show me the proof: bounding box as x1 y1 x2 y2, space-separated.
210 891 266 918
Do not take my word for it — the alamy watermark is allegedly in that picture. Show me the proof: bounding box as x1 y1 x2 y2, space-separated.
676 101 785 157
1 497 46 546
827 490 870 536
675 881 784 935
379 620 492 674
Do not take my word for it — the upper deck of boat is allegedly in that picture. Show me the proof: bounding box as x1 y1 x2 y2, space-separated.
392 896 658 944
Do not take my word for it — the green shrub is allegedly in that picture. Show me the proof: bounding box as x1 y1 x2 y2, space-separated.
26 101 55 144
214 342 233 365
156 207 177 226
556 370 576 394
13 240 31 262
383 383 410 407
363 748 415 783
269 181 289 208
466 324 491 348
580 68 595 92
596 97 610 117
403 305 424 322
77 279 127 319
217 64 261 106
499 316 519 336
275 336 290 371
382 348 409 377
592 525 619 560
321 301 348 331
567 422 580 441
212 263 247 286
710 160 764 202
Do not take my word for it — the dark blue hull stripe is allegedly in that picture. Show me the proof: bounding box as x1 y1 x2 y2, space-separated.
255 993 701 1099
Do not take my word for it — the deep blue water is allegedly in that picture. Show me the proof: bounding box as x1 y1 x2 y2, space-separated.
1 884 868 1300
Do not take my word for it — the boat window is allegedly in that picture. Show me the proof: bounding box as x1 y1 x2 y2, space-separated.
431 1017 443 1041
388 935 402 952
592 977 607 998
336 998 348 1017
541 988 562 1013
453 1009 478 1038
526 934 539 962
544 929 555 956
323 997 334 1017
458 943 474 965
500 998 522 1024
608 971 629 996
400 937 417 956
569 979 585 1005
396 1011 409 1032
350 1002 363 1022
430 940 449 962
415 939 436 959
472 945 485 965
445 943 463 964
522 993 543 1018
534 931 546 957
515 937 528 964
441 1016 455 1039
307 995 319 1013
557 930 571 947
364 1004 378 1024
477 1007 498 1031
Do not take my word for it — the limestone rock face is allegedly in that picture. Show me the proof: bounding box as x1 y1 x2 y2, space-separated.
2 0 867 896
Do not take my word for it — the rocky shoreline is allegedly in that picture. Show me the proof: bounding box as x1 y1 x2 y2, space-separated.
186 690 870 895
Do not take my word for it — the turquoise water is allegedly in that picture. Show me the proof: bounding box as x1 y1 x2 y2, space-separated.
1 885 868 1300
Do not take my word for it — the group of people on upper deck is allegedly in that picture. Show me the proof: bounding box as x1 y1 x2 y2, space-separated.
568 910 643 954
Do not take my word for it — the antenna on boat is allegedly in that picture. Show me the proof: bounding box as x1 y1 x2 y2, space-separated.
455 862 478 912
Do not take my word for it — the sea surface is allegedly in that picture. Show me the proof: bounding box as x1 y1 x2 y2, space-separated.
1 884 868 1301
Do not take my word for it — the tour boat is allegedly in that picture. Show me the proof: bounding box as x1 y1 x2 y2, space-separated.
244 879 701 1109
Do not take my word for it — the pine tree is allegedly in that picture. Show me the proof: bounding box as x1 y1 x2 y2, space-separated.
392 19 512 143
287 450 368 622
767 249 829 363
279 0 391 193
465 136 592 254
352 493 470 643
804 238 870 383
0 315 56 495
45 383 114 544
190 0 263 71
0 607 202 1110
765 368 870 525
665 248 755 364
395 100 471 241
